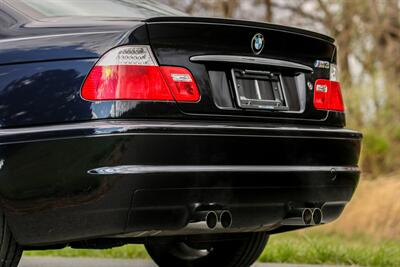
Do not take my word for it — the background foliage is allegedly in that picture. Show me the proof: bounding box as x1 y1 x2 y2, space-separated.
161 0 400 178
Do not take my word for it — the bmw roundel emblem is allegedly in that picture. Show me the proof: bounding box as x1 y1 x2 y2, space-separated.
252 33 265 55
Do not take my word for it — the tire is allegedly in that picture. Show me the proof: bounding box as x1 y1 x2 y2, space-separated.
0 212 22 267
145 232 269 267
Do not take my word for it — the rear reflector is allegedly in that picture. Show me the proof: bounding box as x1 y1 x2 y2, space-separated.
313 79 344 112
81 46 200 102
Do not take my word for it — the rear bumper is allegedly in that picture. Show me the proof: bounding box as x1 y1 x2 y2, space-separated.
0 120 362 246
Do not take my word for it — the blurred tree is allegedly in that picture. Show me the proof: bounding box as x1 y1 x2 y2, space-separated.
272 0 400 176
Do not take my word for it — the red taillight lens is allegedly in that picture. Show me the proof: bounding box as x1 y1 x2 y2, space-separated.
313 79 344 112
160 66 200 102
81 65 174 101
81 46 200 102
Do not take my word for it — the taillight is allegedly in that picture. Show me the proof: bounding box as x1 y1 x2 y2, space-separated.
160 67 200 102
81 46 200 102
313 64 344 112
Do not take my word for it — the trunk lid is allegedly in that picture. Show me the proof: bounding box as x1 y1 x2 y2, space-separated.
146 17 337 122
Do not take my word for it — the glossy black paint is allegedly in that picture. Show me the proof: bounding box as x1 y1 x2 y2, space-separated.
0 60 96 127
0 120 361 246
146 18 340 125
0 1 361 248
0 3 344 128
0 18 188 127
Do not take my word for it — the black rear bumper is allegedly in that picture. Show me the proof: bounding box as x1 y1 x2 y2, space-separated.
0 120 362 246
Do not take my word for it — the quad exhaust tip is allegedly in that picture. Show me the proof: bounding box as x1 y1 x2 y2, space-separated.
189 210 218 230
219 210 233 229
312 208 323 225
302 208 313 225
205 211 218 229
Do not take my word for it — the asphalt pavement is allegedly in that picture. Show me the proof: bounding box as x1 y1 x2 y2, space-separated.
19 257 352 267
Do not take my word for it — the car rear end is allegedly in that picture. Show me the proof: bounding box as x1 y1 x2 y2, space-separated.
76 17 361 237
0 1 361 255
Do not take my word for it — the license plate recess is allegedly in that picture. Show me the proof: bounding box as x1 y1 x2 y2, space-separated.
232 69 289 111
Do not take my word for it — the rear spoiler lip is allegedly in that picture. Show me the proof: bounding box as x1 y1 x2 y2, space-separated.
145 16 335 44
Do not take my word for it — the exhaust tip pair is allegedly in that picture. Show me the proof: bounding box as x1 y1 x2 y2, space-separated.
302 208 323 225
282 207 324 226
205 210 232 229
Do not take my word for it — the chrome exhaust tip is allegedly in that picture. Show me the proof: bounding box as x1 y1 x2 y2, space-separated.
312 208 323 225
302 208 313 225
282 208 313 226
219 210 233 229
205 211 218 229
189 210 218 230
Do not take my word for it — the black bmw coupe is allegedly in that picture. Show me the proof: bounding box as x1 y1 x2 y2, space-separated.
0 0 362 266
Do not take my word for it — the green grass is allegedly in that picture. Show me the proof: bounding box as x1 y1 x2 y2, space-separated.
25 232 400 267
24 245 149 259
260 232 400 267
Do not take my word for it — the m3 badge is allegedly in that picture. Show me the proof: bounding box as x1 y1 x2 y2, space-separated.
314 60 330 69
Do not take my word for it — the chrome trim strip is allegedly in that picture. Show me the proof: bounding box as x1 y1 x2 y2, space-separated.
0 120 362 137
88 165 360 175
190 55 313 73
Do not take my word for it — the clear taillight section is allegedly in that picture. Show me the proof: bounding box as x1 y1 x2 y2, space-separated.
329 64 338 82
313 63 344 112
81 46 200 102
